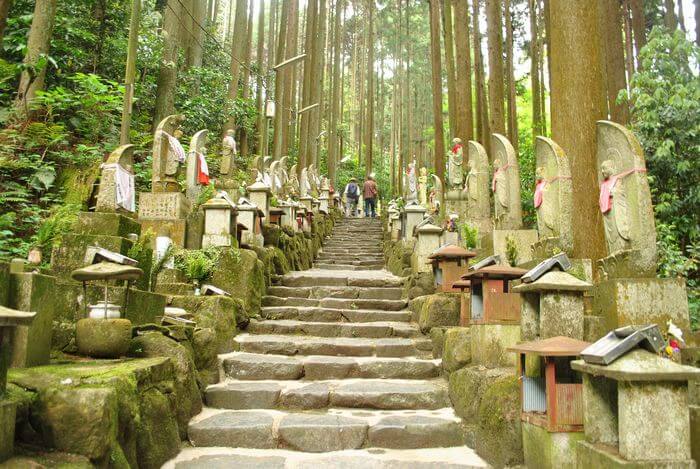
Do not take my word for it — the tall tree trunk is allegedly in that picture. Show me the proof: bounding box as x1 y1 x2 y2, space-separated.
310 0 328 168
485 0 506 135
299 0 317 170
152 0 181 127
239 3 255 157
629 0 646 59
272 0 290 160
364 0 374 176
664 0 678 30
225 0 249 132
549 0 607 262
528 0 542 139
453 0 473 144
0 0 13 48
677 0 686 32
188 0 206 68
329 0 344 185
504 0 518 154
473 0 490 154
256 0 267 156
281 0 299 157
442 0 457 139
428 0 446 185
622 0 635 88
599 0 629 124
696 0 700 46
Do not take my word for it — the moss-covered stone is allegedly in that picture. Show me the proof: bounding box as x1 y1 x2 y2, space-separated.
417 293 461 333
76 318 132 359
430 327 449 359
0 262 10 307
404 271 436 300
270 246 291 275
522 421 583 469
58 162 101 208
385 239 414 277
191 328 219 387
448 366 513 422
129 333 202 438
210 248 265 316
0 400 15 462
50 233 134 277
442 327 472 372
476 374 523 467
74 212 141 238
470 324 522 368
262 223 282 248
136 387 180 469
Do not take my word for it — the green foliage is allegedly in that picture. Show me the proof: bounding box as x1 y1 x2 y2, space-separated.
623 28 700 328
505 235 518 267
459 223 479 250
32 203 80 256
174 247 221 284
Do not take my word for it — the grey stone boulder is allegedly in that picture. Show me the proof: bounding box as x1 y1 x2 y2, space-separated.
188 411 275 448
277 414 368 452
367 415 464 449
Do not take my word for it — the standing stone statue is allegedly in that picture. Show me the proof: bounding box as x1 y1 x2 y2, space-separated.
463 141 491 235
431 174 443 214
308 164 321 195
269 161 283 196
532 137 573 256
185 129 209 204
418 167 429 207
491 133 523 230
406 160 418 202
249 155 263 185
96 145 136 213
597 121 656 277
300 167 311 197
447 138 464 189
288 164 300 198
220 130 237 175
152 114 186 192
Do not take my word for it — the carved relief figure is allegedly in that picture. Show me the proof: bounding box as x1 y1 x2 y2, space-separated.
152 114 186 192
221 130 237 175
418 167 429 206
447 138 464 188
599 158 631 254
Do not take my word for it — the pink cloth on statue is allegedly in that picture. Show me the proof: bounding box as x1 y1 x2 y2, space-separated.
534 180 546 208
452 143 462 154
491 163 513 192
197 152 210 185
599 168 647 213
164 132 186 163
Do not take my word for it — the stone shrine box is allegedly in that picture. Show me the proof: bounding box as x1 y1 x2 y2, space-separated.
277 201 297 231
295 205 309 232
510 336 590 469
201 197 238 248
427 244 477 293
572 350 700 468
268 207 285 226
452 279 471 327
461 265 526 325
514 270 592 341
236 198 265 247
247 181 271 219
411 223 443 273
403 201 427 240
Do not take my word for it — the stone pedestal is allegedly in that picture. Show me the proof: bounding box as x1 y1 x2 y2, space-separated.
278 203 296 232
138 192 190 247
491 229 539 265
403 203 427 240
411 224 443 273
237 203 263 248
75 318 132 359
0 400 15 462
300 196 313 212
247 181 271 220
390 214 401 241
319 196 329 214
522 421 584 469
201 198 237 248
7 273 54 367
444 189 468 221
470 323 521 367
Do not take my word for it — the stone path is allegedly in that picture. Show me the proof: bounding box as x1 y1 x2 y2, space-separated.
165 218 488 468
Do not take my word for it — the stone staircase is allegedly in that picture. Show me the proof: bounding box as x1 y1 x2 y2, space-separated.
166 218 488 468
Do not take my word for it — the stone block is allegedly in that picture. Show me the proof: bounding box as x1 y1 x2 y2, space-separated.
540 292 584 340
470 323 521 367
185 210 204 250
50 233 133 276
76 318 132 358
169 295 244 353
448 366 513 422
210 248 265 315
278 414 367 452
576 440 695 468
430 327 448 359
522 422 583 469
404 271 436 300
139 219 187 248
75 212 141 238
492 229 539 265
618 381 691 461
138 191 190 220
8 273 55 367
582 375 619 446
417 293 460 333
0 400 15 462
475 373 523 467
593 277 690 333
442 327 472 372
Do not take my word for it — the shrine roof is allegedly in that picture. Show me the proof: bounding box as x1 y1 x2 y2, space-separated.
508 336 591 357
428 244 477 261
461 265 527 280
512 271 592 293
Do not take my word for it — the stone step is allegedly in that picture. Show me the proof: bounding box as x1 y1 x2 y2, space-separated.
205 379 449 411
220 352 441 380
187 408 465 452
248 319 420 338
263 296 407 311
261 306 412 323
315 257 384 264
234 334 432 358
165 446 489 468
315 264 384 271
265 286 403 301
281 271 404 288
318 252 384 259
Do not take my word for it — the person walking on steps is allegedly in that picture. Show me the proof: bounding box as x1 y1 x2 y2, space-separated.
344 177 360 217
363 174 379 218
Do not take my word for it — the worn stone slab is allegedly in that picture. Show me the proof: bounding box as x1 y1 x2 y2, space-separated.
330 380 449 410
260 306 412 323
278 383 331 409
188 411 276 448
221 352 303 380
234 335 427 358
277 414 368 452
368 415 464 449
205 382 282 409
248 319 419 339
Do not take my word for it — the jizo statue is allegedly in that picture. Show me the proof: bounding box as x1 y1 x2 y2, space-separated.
447 138 464 189
220 130 237 175
491 134 523 230
406 160 418 202
152 114 186 192
418 167 429 207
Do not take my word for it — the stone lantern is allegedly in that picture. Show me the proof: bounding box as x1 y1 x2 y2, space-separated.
247 180 271 220
461 264 526 366
278 199 297 231
411 223 443 273
427 244 477 293
319 179 330 213
201 196 238 248
572 350 700 467
403 201 427 240
509 336 591 469
237 198 264 247
268 207 285 226
295 205 309 233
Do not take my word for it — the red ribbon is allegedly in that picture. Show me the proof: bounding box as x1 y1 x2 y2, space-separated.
599 168 646 214
491 163 513 192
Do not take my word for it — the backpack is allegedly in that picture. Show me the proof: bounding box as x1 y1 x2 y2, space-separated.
347 183 359 199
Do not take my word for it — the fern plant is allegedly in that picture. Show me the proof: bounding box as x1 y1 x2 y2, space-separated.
459 223 479 250
505 235 519 267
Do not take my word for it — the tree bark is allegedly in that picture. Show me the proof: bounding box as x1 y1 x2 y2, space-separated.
442 0 457 139
549 0 607 262
696 0 700 46
310 0 328 168
428 0 446 185
329 0 344 185
152 0 182 128
677 0 686 32
664 0 678 30
629 0 646 58
364 0 374 176
504 0 518 153
299 0 317 170
15 0 58 119
528 0 542 139
120 0 141 144
225 0 249 132
0 0 11 49
272 0 290 160
239 2 255 157
622 0 636 92
599 0 629 124
485 0 506 135
473 0 490 154
188 0 206 68
453 0 473 145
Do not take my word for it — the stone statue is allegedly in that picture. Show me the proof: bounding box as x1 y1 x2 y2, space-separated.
491 133 523 230
288 164 300 197
152 114 186 192
532 137 573 256
221 130 237 175
300 167 311 197
96 145 136 213
269 161 283 196
462 141 492 238
431 174 443 214
406 160 418 202
418 167 429 207
186 129 209 203
447 138 464 189
308 164 321 195
596 121 657 277
249 155 263 185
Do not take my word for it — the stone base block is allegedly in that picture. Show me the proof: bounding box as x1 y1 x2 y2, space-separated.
691 405 700 465
138 191 190 220
50 233 133 276
75 212 141 238
492 229 539 265
76 318 132 358
186 210 204 250
242 232 264 248
8 272 55 367
202 234 235 248
470 323 521 367
140 219 187 248
522 422 583 469
577 440 696 469
593 277 690 333
0 400 16 463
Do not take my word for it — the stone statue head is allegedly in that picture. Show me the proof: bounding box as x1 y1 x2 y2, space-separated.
225 129 235 138
420 167 427 176
535 166 544 181
601 159 615 179
173 129 183 140
453 138 462 145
